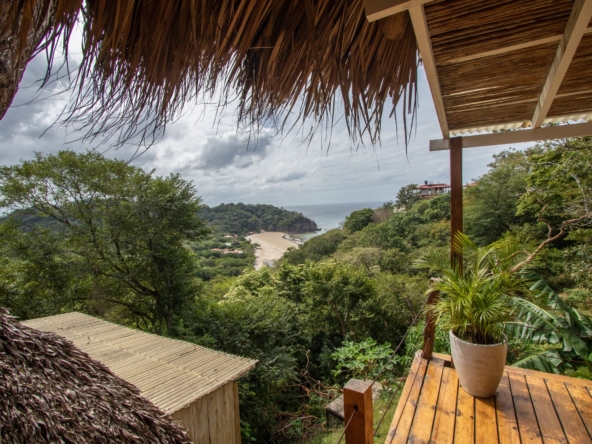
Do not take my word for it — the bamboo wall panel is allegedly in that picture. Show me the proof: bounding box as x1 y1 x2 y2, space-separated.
157 381 240 444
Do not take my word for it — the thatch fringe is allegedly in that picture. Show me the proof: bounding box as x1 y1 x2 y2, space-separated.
0 0 76 119
0 309 191 443
1 0 418 148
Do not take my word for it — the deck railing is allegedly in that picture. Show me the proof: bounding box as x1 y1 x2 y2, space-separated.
339 286 439 444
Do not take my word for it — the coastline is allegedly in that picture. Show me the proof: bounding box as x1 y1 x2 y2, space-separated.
246 232 299 270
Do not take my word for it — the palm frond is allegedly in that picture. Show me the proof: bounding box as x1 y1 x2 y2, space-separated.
417 233 532 344
512 350 563 374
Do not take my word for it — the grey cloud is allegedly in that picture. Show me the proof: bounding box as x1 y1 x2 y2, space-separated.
263 170 307 184
189 132 273 171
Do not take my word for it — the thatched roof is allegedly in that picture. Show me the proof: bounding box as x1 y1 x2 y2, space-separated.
8 1 591 150
0 310 191 443
2 0 419 146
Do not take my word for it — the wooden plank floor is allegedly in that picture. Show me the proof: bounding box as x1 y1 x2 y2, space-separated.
385 352 592 444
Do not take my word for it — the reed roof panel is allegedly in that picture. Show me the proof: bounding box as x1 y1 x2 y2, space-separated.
557 33 592 96
548 93 592 118
23 312 257 414
447 102 537 133
426 0 573 64
438 42 557 131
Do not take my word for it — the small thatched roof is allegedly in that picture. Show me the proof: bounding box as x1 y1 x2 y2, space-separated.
0 310 191 443
2 0 419 147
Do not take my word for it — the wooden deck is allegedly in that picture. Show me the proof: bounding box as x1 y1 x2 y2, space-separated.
385 352 592 444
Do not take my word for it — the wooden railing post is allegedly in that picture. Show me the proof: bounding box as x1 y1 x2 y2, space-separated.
450 136 463 271
422 284 440 361
343 379 374 444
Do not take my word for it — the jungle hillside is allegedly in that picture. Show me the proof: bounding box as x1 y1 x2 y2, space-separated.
0 137 591 443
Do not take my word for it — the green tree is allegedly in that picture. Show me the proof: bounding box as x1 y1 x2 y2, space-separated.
464 149 529 245
282 229 347 264
343 208 375 233
517 137 592 263
0 151 209 333
395 183 420 209
188 286 306 443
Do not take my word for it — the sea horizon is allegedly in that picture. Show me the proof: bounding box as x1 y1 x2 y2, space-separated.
284 200 385 243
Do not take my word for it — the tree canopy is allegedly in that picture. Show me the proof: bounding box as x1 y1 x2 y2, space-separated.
0 151 209 333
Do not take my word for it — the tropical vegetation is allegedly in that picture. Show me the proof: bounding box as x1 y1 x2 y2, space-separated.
0 135 591 442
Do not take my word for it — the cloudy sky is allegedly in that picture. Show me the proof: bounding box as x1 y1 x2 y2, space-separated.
0 46 530 207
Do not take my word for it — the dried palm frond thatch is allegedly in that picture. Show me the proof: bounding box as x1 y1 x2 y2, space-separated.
0 0 77 120
1 0 418 147
0 309 191 443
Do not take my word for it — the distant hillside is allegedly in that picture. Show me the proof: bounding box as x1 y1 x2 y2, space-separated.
199 203 318 235
4 203 319 236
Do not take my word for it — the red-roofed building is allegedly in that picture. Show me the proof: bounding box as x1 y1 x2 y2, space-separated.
418 181 450 199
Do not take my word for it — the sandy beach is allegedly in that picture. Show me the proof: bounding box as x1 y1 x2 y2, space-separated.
246 232 299 270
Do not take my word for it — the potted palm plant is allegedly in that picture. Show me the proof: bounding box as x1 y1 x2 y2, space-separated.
415 233 532 398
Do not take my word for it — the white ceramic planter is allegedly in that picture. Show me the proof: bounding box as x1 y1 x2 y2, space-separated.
449 330 507 398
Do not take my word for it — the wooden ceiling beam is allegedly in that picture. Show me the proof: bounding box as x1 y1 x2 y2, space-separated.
365 0 434 22
409 4 449 138
531 0 592 128
430 121 592 151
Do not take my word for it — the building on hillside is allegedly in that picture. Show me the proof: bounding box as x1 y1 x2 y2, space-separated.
0 310 191 443
23 312 257 444
418 181 451 199
223 249 243 255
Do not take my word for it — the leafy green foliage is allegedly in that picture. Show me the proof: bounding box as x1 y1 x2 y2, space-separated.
395 183 420 209
517 138 592 242
464 149 529 245
416 233 533 344
283 229 347 264
189 234 255 280
564 229 592 290
0 151 209 333
508 270 592 374
343 208 375 233
403 321 450 367
187 284 306 443
331 338 394 381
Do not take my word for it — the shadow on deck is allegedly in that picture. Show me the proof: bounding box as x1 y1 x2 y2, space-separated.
386 352 592 444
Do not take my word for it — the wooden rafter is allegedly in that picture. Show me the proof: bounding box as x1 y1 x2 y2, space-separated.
430 121 592 151
532 0 592 128
409 5 449 137
365 0 434 22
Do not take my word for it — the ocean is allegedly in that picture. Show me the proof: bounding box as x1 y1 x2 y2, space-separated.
284 201 384 243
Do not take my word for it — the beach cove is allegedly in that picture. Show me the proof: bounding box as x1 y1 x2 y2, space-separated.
246 232 299 270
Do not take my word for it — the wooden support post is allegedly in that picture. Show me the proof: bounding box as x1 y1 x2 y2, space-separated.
450 137 463 270
422 286 440 361
344 379 374 444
